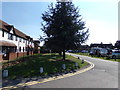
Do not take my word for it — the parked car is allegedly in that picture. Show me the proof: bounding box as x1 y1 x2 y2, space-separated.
108 50 120 59
89 47 108 57
67 50 74 53
67 50 80 53
81 50 88 53
99 48 108 56
89 47 97 55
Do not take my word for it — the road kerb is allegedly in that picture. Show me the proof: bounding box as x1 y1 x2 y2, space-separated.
1 58 95 89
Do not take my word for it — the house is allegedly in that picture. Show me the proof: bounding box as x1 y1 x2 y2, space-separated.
0 20 38 60
33 40 40 54
90 43 113 49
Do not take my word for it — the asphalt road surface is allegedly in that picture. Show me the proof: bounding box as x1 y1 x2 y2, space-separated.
29 53 118 88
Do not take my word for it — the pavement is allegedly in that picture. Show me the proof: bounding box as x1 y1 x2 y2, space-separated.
2 53 119 88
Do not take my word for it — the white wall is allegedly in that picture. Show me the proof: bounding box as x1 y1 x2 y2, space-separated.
0 29 2 38
0 28 34 53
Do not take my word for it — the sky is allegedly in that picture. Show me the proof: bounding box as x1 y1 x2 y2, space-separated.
0 0 119 46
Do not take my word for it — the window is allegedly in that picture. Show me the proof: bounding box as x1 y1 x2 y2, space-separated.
11 34 13 40
19 47 21 52
26 47 28 51
2 31 4 37
8 33 13 40
114 51 120 53
13 35 14 40
23 39 25 43
9 47 16 53
19 38 21 42
23 47 24 52
16 36 17 41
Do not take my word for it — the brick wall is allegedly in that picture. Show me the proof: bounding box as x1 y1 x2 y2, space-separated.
17 52 24 57
38 50 40 54
0 54 3 60
8 52 27 60
28 51 33 55
9 52 17 60
32 51 33 55
2 51 34 61
34 50 40 54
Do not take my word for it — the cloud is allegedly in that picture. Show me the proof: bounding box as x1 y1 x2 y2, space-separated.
85 19 118 45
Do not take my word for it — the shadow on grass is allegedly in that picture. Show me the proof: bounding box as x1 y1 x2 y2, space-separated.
3 54 80 79
2 53 88 88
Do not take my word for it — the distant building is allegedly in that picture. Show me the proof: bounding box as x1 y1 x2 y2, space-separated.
90 43 113 49
33 40 40 54
0 20 39 60
78 45 90 52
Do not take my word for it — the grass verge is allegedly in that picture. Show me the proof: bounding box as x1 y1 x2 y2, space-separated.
74 53 120 62
3 53 88 79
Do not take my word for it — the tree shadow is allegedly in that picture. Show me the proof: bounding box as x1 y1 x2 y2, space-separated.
2 54 77 88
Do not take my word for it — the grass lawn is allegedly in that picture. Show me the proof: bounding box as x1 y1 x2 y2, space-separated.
74 53 89 56
3 53 88 79
74 53 120 62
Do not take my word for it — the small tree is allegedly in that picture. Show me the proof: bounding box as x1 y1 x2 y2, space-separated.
41 1 89 60
115 40 120 49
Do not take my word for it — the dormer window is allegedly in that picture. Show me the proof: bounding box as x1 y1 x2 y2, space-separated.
8 33 13 40
23 39 25 43
16 36 18 41
2 31 4 37
19 38 21 42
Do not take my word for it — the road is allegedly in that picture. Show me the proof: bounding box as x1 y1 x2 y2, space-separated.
29 53 118 88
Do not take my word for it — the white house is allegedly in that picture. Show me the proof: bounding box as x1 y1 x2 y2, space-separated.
0 20 35 60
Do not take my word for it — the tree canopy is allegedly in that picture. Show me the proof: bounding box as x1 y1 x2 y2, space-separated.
41 1 89 60
115 40 120 49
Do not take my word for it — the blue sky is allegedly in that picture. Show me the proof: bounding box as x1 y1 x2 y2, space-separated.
1 0 118 46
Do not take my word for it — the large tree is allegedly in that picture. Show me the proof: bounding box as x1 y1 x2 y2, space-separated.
41 1 89 60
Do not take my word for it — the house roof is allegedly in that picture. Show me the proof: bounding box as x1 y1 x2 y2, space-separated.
0 40 16 47
90 43 113 48
0 19 32 40
0 20 10 32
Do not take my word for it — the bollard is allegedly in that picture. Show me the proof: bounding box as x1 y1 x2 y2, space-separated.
81 59 84 64
75 62 78 67
40 67 44 74
78 57 80 59
3 70 8 77
62 64 66 70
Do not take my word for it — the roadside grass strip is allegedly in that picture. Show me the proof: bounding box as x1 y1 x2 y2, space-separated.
74 53 120 62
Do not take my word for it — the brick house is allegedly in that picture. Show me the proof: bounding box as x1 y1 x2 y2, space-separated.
33 40 40 54
0 20 39 60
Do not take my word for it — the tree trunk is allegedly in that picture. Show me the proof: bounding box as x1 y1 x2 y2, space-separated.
59 51 62 56
63 50 65 61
